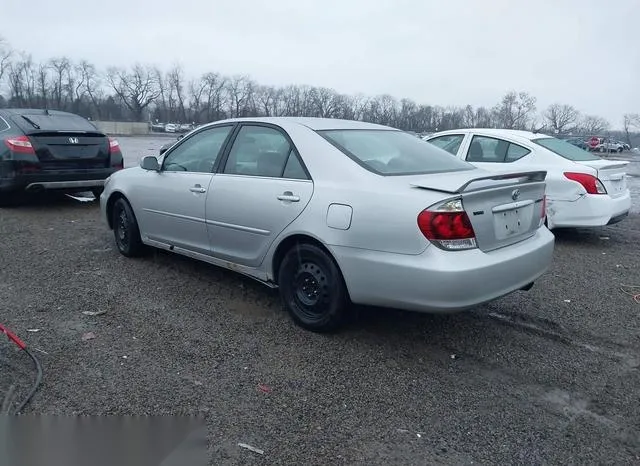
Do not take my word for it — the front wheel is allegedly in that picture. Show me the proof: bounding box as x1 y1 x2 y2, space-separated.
277 243 350 333
112 198 145 257
617 147 623 153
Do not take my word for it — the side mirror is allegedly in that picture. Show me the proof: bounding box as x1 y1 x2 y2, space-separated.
140 156 160 171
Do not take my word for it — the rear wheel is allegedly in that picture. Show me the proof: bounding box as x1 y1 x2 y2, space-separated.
617 147 623 153
112 198 145 257
277 243 349 333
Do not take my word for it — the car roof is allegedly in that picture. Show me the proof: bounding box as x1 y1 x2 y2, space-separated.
430 128 554 141
208 116 396 131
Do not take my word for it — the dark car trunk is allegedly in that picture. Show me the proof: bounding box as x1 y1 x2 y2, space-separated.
11 112 111 170
28 132 110 170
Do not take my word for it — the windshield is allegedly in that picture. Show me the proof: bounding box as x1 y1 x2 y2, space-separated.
533 137 600 161
318 129 474 175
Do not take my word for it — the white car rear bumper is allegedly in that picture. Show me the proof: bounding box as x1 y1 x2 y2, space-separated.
548 190 631 228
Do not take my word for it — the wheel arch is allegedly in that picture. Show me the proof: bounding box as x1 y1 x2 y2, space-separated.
105 191 128 230
270 233 348 292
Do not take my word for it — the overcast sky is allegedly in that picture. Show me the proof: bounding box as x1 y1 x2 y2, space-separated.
3 0 639 127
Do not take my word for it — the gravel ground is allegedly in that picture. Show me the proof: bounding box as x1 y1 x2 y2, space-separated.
0 136 639 464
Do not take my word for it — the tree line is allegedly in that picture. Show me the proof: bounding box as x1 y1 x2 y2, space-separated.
1 37 638 139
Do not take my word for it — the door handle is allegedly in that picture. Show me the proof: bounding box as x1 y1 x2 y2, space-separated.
277 191 300 202
189 184 206 193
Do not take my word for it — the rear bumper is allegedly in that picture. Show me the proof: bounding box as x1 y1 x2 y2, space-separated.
329 227 555 313
0 169 115 193
548 190 631 228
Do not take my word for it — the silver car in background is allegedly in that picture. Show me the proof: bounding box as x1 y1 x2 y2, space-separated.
100 117 555 332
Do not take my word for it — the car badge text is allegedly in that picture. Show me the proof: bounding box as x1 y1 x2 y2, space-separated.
68 137 79 144
511 189 520 201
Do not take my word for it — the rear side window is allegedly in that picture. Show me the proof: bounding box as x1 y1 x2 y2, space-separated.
318 129 474 175
466 136 530 163
533 137 601 161
15 113 97 132
427 134 464 155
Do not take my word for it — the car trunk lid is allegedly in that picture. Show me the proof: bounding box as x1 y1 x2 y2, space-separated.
27 131 110 170
410 170 547 252
574 159 629 198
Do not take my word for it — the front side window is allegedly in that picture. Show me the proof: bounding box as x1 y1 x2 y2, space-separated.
533 137 601 161
318 129 473 175
427 134 465 155
224 125 308 179
163 125 232 173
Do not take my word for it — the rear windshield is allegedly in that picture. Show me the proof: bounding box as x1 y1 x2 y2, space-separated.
318 129 474 175
15 113 98 132
533 137 600 161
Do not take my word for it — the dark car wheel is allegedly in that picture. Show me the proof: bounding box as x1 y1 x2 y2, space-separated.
617 147 623 153
112 198 145 257
278 243 349 333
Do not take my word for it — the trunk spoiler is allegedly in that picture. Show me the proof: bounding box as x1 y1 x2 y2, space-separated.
411 170 547 194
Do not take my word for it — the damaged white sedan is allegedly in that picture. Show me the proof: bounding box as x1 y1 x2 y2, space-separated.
424 129 631 229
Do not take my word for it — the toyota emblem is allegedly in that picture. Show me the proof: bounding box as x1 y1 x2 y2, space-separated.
511 189 520 201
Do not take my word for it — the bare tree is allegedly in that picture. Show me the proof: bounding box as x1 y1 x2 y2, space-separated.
544 103 580 134
492 91 537 129
579 115 610 135
106 64 160 121
0 36 12 87
623 113 640 145
78 60 102 118
201 72 227 122
168 64 187 122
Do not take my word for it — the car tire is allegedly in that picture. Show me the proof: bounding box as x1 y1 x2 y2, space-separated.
617 147 623 153
92 187 104 199
278 243 349 333
112 198 145 257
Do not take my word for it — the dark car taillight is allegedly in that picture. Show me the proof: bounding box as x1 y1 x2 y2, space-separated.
108 137 124 170
4 136 36 155
417 199 477 251
564 172 606 195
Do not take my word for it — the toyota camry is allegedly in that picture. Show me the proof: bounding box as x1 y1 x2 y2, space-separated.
100 117 554 332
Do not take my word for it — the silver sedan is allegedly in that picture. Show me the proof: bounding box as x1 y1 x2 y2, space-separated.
100 117 555 332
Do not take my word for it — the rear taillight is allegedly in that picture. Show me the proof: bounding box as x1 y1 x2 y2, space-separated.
108 137 120 153
108 137 124 170
564 172 607 195
417 199 477 251
4 136 35 155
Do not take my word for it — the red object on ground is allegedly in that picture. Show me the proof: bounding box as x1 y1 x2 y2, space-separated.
0 323 26 350
589 136 600 149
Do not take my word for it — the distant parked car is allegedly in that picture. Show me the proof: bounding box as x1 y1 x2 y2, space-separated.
0 108 123 204
590 137 624 153
101 117 554 332
165 123 178 133
424 129 631 229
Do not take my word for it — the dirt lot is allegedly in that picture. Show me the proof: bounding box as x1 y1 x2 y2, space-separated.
1 136 640 464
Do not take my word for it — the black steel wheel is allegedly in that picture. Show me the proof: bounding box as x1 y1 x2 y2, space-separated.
112 197 145 257
278 243 349 332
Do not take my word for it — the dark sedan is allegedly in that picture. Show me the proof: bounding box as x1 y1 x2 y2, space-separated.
0 108 124 204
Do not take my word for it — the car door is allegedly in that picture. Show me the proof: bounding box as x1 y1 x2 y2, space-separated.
205 123 313 268
463 134 532 173
134 124 234 255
